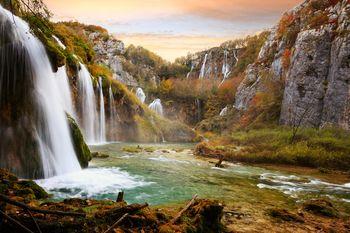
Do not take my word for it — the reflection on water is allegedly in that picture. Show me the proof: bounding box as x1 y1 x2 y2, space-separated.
36 143 350 206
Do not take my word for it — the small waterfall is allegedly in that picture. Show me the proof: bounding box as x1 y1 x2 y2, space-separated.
98 77 106 143
195 99 202 122
186 63 194 79
0 6 81 177
199 53 208 79
54 66 76 118
219 50 231 87
108 85 118 141
149 99 164 116
219 106 228 117
78 63 99 144
136 87 146 103
52 35 66 50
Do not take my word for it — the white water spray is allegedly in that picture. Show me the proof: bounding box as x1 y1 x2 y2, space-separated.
136 87 146 103
219 50 231 87
98 77 106 143
149 99 164 116
0 6 81 177
186 63 194 79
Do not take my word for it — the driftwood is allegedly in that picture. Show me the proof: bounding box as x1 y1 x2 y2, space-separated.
215 154 225 168
170 194 198 224
103 213 129 233
0 194 86 217
0 209 34 233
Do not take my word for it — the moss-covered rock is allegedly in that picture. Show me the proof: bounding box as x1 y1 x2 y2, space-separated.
67 115 91 168
303 199 339 217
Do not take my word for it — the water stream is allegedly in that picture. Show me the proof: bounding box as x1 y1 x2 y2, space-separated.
37 143 350 206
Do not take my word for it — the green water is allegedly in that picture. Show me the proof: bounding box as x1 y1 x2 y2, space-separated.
37 143 350 207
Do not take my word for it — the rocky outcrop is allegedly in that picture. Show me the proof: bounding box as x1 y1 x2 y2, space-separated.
234 0 350 130
88 32 138 87
67 115 92 168
280 27 333 126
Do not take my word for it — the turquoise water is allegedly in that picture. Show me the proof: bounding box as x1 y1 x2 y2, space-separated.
36 143 350 206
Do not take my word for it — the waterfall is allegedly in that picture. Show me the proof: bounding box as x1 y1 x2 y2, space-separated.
136 87 146 103
219 50 231 87
186 63 194 79
52 35 66 50
199 53 208 79
219 106 228 117
0 6 81 178
109 85 118 141
98 77 106 143
149 99 164 116
54 66 76 118
77 63 99 144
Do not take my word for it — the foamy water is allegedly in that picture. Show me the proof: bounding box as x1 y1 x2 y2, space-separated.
36 167 151 199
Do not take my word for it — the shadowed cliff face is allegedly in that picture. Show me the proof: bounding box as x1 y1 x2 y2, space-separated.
0 14 43 178
234 0 350 130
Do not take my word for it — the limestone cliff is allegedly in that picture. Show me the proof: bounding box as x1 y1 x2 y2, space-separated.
234 0 350 130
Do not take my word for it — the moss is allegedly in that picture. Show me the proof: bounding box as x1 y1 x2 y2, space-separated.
17 180 49 199
67 115 92 168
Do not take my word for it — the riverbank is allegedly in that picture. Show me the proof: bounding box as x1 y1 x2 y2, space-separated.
195 127 350 172
0 169 224 233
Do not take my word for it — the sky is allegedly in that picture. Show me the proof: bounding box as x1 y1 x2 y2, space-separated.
43 0 302 61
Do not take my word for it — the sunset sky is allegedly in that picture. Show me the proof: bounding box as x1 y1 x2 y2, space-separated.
43 0 302 61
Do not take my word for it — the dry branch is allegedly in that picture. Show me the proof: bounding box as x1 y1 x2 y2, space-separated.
0 194 86 217
170 194 198 224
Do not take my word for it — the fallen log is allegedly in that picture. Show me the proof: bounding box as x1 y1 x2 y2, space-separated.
103 213 128 233
170 194 198 224
0 194 86 217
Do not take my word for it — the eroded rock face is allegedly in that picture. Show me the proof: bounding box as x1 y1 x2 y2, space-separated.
88 32 138 87
280 27 332 127
234 0 350 130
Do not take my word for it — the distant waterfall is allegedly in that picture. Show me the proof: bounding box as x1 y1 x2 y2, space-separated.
199 53 208 79
55 66 76 118
219 50 231 87
109 85 118 141
52 35 66 50
78 63 99 144
219 106 228 117
149 99 164 116
186 63 194 79
136 87 146 103
98 77 106 143
0 6 81 178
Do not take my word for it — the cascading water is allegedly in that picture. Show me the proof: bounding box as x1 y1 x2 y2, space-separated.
186 63 194 79
54 66 76 118
219 50 231 87
219 106 228 117
0 6 81 178
109 85 118 141
136 87 146 103
98 77 106 143
199 53 208 79
52 35 66 50
149 99 164 116
77 63 99 144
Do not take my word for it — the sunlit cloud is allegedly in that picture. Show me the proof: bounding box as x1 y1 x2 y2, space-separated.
43 0 302 60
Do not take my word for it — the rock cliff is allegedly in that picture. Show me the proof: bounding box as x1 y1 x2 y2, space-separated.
234 0 350 130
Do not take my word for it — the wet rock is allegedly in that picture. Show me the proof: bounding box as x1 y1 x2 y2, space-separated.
67 115 92 168
268 208 304 223
91 152 109 158
303 199 339 217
